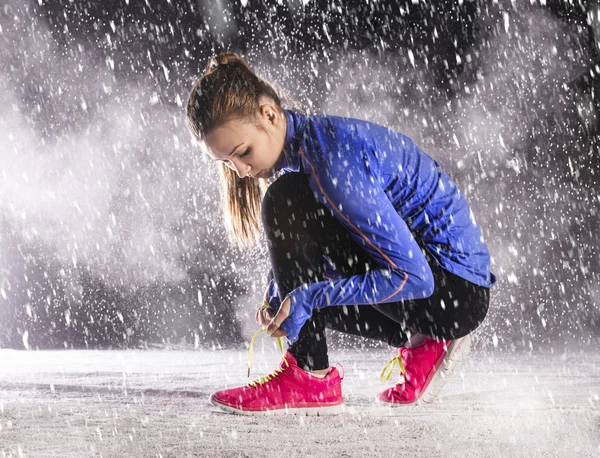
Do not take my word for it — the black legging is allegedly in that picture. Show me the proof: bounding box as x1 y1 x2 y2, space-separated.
261 172 489 371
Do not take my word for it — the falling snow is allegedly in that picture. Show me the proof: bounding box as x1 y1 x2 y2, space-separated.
0 0 599 455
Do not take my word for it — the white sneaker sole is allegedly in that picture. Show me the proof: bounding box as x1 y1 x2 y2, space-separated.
420 334 472 404
209 395 345 416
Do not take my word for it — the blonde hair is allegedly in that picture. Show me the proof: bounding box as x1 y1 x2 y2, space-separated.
186 52 282 248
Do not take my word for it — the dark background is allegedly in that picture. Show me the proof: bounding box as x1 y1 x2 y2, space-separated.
0 0 598 351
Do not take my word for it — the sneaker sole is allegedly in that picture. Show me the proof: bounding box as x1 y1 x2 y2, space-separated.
209 395 345 416
378 334 472 406
420 334 471 404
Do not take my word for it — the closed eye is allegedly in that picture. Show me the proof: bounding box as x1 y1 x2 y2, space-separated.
238 148 250 158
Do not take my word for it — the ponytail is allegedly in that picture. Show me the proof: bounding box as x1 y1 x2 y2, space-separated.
186 52 281 248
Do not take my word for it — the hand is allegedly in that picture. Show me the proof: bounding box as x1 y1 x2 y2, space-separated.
255 304 275 327
267 296 291 338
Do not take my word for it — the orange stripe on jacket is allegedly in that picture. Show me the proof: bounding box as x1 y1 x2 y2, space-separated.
298 146 409 302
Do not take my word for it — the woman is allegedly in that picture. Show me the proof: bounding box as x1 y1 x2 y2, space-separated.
186 52 495 416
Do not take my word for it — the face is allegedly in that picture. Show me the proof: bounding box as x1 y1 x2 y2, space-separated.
204 102 286 180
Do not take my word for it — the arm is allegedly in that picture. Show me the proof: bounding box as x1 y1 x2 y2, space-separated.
256 270 281 326
264 273 281 312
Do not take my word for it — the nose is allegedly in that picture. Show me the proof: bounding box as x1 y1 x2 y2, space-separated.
230 157 252 178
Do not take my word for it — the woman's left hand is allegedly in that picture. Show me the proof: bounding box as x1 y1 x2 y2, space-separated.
267 296 291 337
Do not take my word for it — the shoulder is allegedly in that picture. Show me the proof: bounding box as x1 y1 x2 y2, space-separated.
299 115 383 196
304 113 413 154
306 113 374 140
302 113 381 163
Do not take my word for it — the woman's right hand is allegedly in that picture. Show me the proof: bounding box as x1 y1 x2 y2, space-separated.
255 303 275 327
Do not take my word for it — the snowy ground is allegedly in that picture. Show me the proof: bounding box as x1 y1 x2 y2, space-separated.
0 347 598 457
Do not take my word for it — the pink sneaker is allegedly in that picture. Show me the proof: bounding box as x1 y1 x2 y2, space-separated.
377 335 471 405
209 352 344 416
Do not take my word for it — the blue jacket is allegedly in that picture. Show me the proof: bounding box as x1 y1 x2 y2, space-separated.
266 110 495 343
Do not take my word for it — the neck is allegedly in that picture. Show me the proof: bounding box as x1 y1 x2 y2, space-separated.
275 108 289 162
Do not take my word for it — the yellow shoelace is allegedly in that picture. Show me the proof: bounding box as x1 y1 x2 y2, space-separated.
247 328 286 378
380 353 406 383
248 355 290 388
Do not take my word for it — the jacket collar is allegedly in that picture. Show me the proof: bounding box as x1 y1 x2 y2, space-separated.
274 109 307 175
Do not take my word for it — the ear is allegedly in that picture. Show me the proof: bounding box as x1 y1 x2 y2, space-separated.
259 101 281 126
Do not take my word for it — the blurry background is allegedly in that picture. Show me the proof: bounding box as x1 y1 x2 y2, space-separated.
0 0 598 351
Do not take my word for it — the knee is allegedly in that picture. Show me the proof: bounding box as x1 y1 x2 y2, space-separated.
261 172 310 225
422 269 435 298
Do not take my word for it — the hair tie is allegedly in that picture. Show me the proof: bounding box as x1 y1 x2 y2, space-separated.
207 59 220 72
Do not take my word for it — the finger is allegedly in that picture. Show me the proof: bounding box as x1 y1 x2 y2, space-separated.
267 316 287 336
267 299 290 335
266 312 288 336
270 327 287 338
266 319 278 336
259 309 271 327
256 308 274 327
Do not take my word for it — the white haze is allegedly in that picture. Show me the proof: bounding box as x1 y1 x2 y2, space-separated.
0 0 596 347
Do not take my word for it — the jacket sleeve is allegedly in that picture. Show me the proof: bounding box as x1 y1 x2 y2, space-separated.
280 122 434 343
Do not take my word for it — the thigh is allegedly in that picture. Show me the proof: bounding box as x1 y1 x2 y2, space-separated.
367 245 490 340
